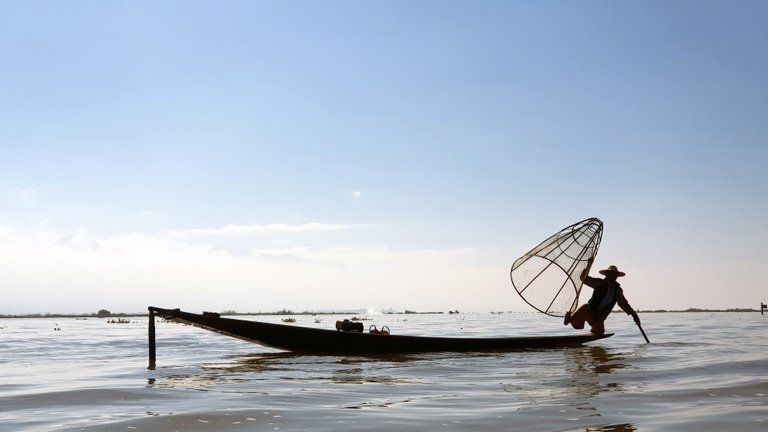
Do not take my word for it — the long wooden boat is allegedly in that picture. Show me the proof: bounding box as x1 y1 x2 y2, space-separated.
148 306 612 355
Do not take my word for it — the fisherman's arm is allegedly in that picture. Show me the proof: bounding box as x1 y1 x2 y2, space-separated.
579 258 599 288
582 276 602 288
617 290 640 324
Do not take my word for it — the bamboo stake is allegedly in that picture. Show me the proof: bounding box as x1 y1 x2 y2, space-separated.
148 307 156 369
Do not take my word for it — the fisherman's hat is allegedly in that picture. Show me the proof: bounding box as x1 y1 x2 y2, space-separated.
599 265 626 277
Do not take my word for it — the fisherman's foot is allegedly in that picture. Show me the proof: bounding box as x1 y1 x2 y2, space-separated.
563 311 571 325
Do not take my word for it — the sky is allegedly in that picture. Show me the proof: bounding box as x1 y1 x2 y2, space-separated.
1 1 766 315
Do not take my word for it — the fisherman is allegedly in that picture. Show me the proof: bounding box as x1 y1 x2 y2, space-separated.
564 261 640 335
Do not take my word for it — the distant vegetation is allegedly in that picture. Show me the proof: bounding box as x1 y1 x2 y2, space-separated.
0 309 135 319
645 308 759 313
221 308 359 316
224 309 447 316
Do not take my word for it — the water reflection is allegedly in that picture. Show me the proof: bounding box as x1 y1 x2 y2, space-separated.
565 346 629 397
149 347 633 391
561 424 637 432
572 423 638 431
591 424 637 431
149 351 428 389
559 346 636 431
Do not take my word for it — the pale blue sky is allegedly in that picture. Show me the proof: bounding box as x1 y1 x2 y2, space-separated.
1 1 766 314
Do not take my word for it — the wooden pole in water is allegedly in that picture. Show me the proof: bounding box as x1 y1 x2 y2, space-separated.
148 307 156 369
636 322 650 343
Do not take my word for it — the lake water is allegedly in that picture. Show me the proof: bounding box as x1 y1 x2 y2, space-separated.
0 311 765 431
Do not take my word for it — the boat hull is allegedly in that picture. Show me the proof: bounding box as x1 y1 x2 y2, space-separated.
149 307 612 354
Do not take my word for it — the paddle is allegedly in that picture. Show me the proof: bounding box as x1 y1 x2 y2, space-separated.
634 315 650 343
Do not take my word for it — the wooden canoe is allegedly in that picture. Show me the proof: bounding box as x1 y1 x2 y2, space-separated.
148 306 612 355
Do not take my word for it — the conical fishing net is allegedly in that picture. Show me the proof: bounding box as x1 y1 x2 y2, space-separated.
510 218 603 317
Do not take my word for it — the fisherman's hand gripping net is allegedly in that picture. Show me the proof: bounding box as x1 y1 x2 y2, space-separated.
510 218 603 317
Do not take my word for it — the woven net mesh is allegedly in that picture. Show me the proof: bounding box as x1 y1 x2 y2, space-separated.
510 218 603 317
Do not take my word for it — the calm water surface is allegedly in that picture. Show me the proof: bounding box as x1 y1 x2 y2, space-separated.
0 312 765 431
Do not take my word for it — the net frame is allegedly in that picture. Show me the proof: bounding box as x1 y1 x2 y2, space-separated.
510 218 603 317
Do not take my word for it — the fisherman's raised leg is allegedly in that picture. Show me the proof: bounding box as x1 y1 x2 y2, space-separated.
567 304 590 330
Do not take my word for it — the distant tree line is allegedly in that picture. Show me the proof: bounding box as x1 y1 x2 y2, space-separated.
646 308 758 313
0 309 132 319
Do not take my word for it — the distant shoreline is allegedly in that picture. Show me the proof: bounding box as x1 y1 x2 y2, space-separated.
642 308 760 313
0 308 761 319
0 309 450 319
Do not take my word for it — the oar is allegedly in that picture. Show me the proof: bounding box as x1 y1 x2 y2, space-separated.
635 318 650 343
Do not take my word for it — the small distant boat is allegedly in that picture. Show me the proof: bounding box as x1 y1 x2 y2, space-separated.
148 306 611 355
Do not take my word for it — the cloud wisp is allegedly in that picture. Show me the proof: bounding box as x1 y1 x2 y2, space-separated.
164 222 352 238
0 223 511 314
10 189 39 204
